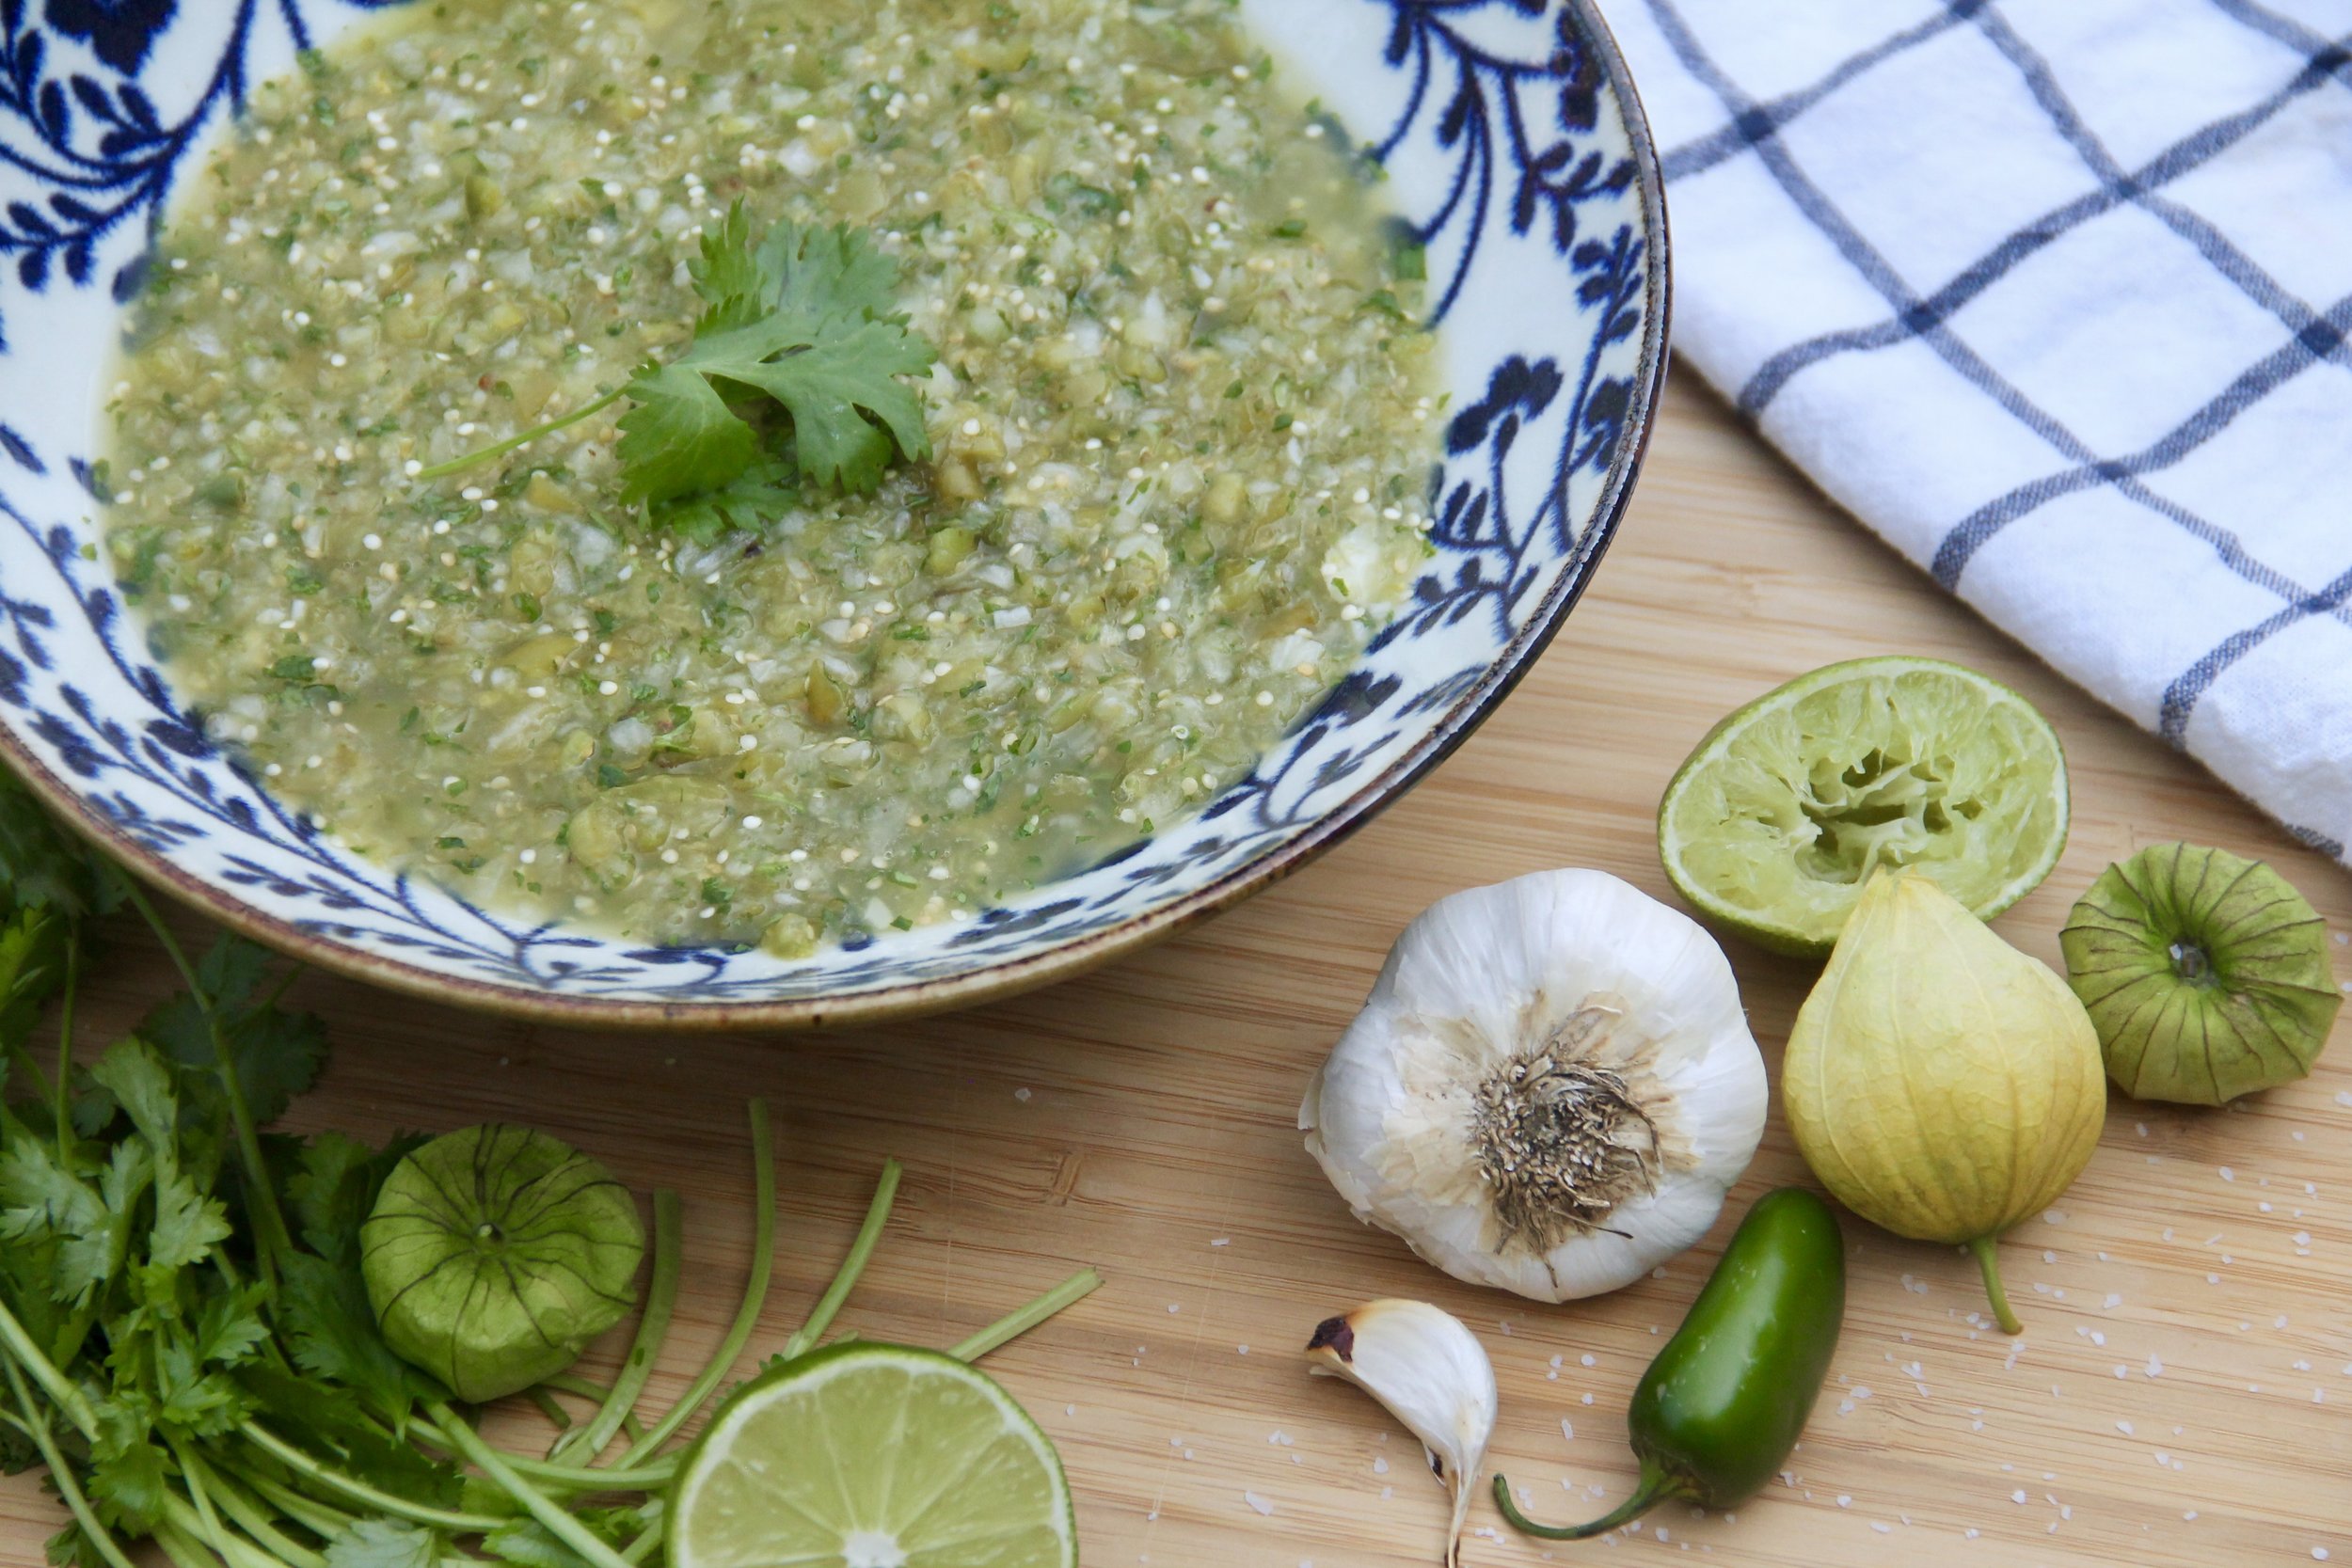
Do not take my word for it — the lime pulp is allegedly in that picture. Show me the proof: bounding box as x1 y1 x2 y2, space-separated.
1657 656 2069 957
668 1342 1076 1568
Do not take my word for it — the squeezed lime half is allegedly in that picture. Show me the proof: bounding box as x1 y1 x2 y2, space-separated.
668 1343 1075 1568
1658 656 2069 957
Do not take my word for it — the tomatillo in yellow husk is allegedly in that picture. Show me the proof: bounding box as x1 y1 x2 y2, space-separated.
1782 869 2105 1333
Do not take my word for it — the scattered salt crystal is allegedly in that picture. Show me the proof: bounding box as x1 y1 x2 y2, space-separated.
1579 1354 1596 1368
1372 1457 1389 1475
2117 1420 2134 1434
1836 1496 1851 1508
1013 1086 1031 1102
1244 1492 1274 1516
1210 1238 1230 1247
2220 1166 2235 1180
2011 1490 2027 1504
2147 1354 2164 1377
1870 1522 1892 1534
1560 1418 1574 1442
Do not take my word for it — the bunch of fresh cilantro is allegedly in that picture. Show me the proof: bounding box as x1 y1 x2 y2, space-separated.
421 204 938 542
0 775 672 1568
0 774 1099 1568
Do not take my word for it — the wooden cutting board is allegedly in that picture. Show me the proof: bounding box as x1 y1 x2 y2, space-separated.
8 371 2346 1567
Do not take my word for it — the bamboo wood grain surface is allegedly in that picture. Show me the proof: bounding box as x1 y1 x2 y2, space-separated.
8 370 2347 1567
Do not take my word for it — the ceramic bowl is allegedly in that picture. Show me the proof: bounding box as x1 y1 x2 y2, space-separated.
0 0 1667 1027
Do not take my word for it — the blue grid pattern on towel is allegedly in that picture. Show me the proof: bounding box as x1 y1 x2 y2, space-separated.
1635 0 2352 856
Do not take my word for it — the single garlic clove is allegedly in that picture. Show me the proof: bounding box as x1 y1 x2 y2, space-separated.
1302 869 1768 1302
1306 1299 1497 1567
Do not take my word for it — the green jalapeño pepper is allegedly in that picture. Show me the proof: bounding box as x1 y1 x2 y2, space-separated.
1495 1187 1845 1540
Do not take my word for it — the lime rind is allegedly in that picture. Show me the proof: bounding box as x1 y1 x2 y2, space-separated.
1658 657 2069 957
670 1342 1076 1568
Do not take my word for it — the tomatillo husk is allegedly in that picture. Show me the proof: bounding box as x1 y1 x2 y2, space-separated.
2060 842 2339 1104
362 1125 644 1401
1783 869 2105 1334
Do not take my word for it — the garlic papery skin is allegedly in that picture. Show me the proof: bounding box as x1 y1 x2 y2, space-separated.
1301 869 1768 1302
1306 1299 1497 1567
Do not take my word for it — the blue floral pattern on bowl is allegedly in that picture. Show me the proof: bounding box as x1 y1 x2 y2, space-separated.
0 0 1667 1024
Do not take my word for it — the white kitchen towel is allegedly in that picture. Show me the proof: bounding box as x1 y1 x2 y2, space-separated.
1601 0 2352 863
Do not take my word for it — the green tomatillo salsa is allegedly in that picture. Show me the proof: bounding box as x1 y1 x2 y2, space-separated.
101 0 1438 954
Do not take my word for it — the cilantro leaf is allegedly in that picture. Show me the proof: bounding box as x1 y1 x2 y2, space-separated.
278 1250 432 1423
684 201 772 335
286 1129 424 1263
187 1282 269 1369
326 1520 442 1568
238 1364 460 1508
0 1137 141 1307
0 908 67 1041
152 1334 247 1436
137 936 325 1125
616 205 935 507
148 1169 230 1272
612 358 761 505
0 771 119 923
87 1404 170 1531
485 1508 646 1568
87 1040 178 1167
644 450 798 545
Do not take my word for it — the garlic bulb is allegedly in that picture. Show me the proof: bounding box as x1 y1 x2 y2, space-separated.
1306 1299 1496 1567
1301 869 1768 1301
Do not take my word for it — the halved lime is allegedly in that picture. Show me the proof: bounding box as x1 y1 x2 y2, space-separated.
669 1343 1075 1568
1657 656 2068 957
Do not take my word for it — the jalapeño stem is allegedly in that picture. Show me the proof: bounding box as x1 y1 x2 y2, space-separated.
1493 1462 1686 1541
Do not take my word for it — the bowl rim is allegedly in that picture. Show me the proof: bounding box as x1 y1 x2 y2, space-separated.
0 0 1672 1031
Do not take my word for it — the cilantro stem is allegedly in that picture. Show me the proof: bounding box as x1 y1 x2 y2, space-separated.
0 1297 98 1437
950 1268 1104 1363
421 1415 675 1490
162 1454 246 1568
540 1373 647 1443
222 1461 354 1540
115 877 293 1306
159 1495 275 1568
1 1358 139 1568
622 1512 666 1565
781 1159 902 1362
618 1100 776 1465
415 386 624 482
51 934 77 1151
193 1461 324 1568
550 1187 681 1466
151 1523 226 1568
426 1400 637 1568
238 1420 510 1533
527 1384 572 1430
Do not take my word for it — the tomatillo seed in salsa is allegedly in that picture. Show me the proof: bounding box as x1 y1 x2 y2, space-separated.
102 0 1438 954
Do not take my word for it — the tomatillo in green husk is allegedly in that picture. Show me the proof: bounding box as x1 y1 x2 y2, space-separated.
1494 1187 1845 1539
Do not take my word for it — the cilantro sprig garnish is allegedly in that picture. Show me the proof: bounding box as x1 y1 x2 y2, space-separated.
420 202 937 537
